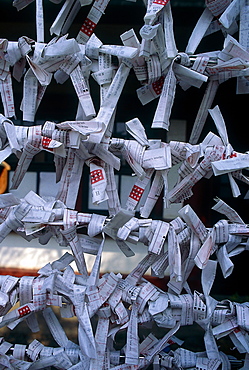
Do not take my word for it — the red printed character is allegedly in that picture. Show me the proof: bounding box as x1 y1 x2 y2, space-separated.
222 151 237 160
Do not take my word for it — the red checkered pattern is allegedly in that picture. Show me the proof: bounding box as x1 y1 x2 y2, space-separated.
90 169 104 184
129 185 144 201
153 0 169 5
42 136 52 148
18 305 31 317
80 18 97 37
152 76 164 95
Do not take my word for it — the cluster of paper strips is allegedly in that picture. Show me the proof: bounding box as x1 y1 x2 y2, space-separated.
0 244 248 369
1 108 249 211
0 0 248 368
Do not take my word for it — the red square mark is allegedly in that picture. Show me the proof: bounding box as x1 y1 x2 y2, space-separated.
153 0 169 5
129 185 144 201
152 76 164 95
91 169 104 184
18 305 31 317
80 18 97 37
42 136 52 149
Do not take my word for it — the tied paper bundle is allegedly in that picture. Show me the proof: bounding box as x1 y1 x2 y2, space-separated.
0 253 248 369
1 110 249 215
0 0 248 136
0 0 248 369
0 193 248 368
